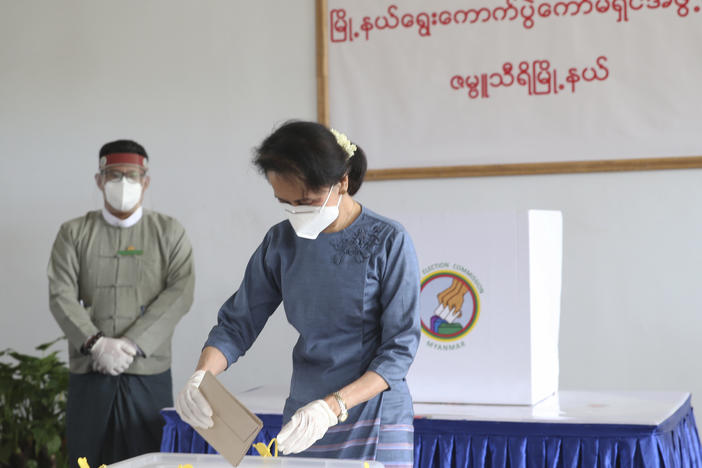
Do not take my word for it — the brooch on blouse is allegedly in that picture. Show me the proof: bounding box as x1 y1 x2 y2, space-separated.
330 224 382 264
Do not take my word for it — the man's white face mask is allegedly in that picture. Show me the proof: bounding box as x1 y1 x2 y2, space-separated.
283 184 341 240
104 179 143 213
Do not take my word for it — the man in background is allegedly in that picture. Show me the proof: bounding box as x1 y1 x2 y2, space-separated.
48 139 195 466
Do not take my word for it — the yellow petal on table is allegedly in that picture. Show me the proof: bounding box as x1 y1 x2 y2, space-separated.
77 457 90 468
253 438 278 457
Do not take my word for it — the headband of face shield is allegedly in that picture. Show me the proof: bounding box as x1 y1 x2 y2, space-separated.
282 184 341 240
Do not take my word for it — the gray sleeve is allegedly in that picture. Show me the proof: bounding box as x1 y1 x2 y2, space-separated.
123 223 195 357
47 223 99 351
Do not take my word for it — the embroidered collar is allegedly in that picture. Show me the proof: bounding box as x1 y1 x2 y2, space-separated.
101 206 143 228
330 222 382 264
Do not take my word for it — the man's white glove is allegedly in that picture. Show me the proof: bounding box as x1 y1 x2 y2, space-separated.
175 370 214 429
277 399 338 454
91 337 137 376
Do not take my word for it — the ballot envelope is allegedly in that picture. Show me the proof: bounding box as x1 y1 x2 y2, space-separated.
192 371 263 466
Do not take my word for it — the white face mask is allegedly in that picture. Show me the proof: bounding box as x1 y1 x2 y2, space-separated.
283 184 341 240
104 179 143 213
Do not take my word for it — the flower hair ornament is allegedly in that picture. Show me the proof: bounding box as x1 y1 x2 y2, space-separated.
330 128 357 159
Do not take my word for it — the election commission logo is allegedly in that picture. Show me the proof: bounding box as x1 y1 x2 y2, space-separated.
420 269 480 342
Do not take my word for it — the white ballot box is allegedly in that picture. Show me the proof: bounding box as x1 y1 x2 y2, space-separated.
403 210 562 405
109 452 384 468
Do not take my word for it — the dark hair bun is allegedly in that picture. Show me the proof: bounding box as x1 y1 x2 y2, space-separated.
254 121 366 195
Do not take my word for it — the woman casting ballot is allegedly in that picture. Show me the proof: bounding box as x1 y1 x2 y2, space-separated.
175 121 420 467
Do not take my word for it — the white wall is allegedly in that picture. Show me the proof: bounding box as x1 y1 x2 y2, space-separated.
1 0 700 434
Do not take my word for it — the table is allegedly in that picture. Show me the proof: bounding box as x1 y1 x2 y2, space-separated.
111 452 384 468
160 388 702 468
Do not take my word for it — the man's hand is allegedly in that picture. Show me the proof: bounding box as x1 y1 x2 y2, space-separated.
90 337 137 375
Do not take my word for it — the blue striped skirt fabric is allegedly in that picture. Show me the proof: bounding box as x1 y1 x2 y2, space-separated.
376 423 415 468
304 417 382 459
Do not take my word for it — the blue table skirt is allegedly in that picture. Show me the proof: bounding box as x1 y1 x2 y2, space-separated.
160 396 702 468
161 412 283 457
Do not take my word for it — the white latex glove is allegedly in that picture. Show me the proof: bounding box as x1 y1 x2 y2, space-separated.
175 370 214 429
91 337 137 376
122 337 144 357
277 399 338 454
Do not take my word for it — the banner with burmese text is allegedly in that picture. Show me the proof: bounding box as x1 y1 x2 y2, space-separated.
327 0 702 170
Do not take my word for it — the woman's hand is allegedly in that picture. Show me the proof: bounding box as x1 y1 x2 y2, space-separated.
277 399 338 454
277 371 389 453
175 370 214 429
